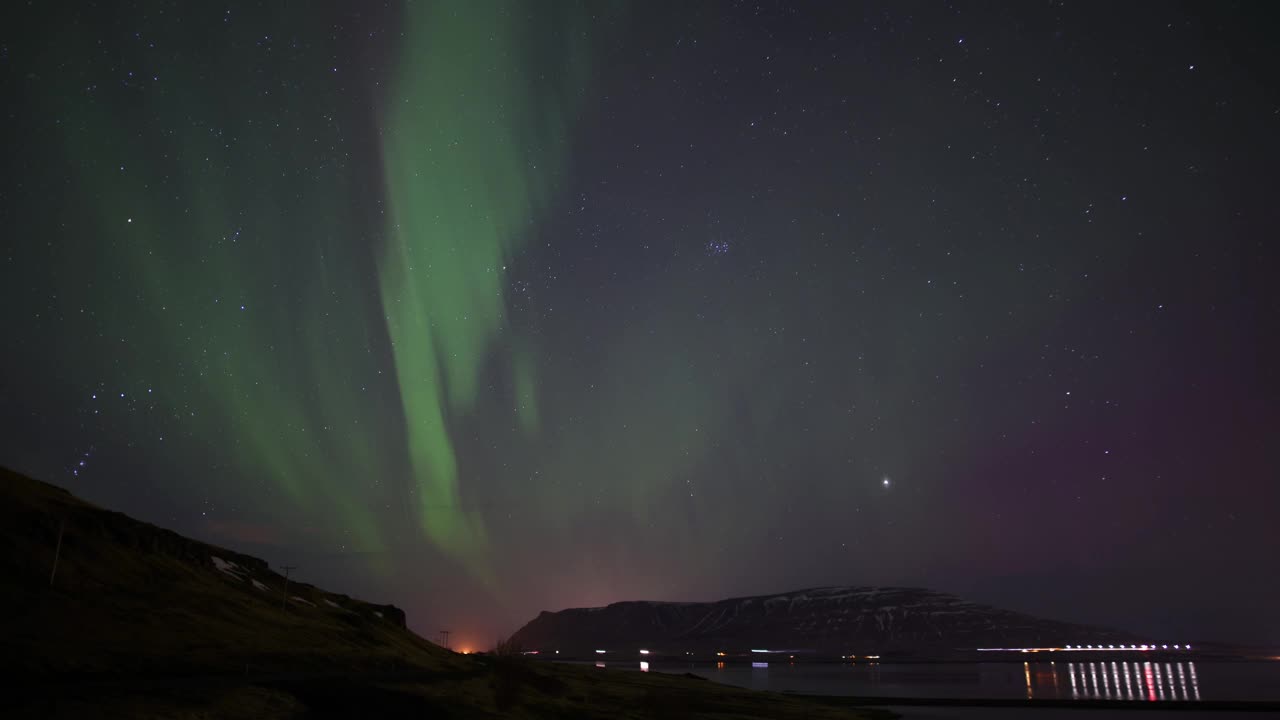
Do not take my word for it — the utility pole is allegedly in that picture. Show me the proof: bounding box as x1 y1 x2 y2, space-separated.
49 516 66 587
280 565 298 610
439 630 451 650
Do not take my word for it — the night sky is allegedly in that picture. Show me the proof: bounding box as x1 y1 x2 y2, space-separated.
3 1 1278 651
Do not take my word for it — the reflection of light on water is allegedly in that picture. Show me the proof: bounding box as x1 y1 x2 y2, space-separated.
1058 661 1199 702
595 662 605 669
690 658 1211 704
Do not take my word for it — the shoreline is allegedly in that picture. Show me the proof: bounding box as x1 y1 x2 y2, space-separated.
540 653 1273 665
808 695 1280 713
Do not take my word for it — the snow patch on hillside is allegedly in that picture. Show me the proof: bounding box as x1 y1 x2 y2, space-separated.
211 556 247 579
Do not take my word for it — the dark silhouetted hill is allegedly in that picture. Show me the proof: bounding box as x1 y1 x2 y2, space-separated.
509 586 1142 656
0 465 430 679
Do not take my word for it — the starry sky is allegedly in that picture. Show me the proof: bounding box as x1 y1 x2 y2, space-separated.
3 1 1278 650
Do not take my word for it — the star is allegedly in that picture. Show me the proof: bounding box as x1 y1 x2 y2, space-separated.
3 0 1272 655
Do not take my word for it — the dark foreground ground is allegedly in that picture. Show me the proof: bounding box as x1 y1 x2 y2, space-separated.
8 663 905 719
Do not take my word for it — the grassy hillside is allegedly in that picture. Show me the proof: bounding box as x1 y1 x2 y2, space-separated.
0 467 889 719
0 465 444 678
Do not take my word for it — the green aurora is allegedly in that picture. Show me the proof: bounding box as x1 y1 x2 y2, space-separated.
379 1 589 577
5 0 1277 651
17 2 597 582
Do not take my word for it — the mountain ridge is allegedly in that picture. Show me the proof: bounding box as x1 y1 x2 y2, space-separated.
509 585 1142 656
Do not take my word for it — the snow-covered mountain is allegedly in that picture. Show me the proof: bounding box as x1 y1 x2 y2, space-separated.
508 586 1140 655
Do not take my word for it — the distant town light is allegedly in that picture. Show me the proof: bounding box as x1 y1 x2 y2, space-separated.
595 649 607 654
640 661 650 672
1162 645 1168 649
639 649 650 655
1174 645 1180 650
751 649 770 653
716 651 726 657
1186 644 1192 650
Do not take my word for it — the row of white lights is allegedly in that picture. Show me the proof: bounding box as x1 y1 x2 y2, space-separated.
977 643 1192 652
1064 644 1191 650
